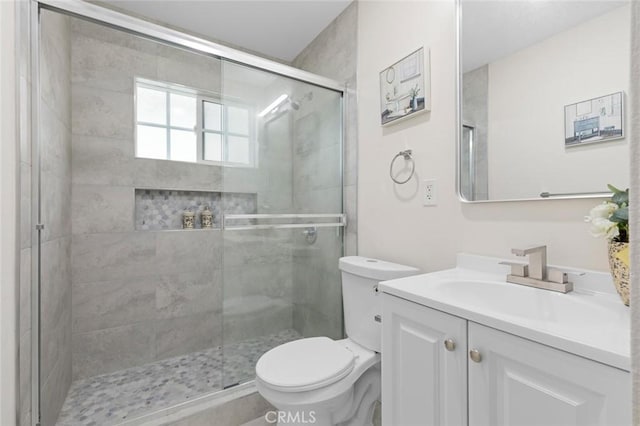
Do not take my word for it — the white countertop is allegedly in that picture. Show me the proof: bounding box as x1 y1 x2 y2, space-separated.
379 253 630 371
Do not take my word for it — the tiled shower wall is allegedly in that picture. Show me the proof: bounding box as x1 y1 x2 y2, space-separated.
69 18 294 380
39 10 74 426
291 2 358 338
24 6 350 401
462 65 489 200
293 1 358 256
18 4 353 425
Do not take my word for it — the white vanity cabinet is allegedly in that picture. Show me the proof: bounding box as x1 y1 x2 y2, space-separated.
468 322 630 426
382 294 468 426
382 294 631 426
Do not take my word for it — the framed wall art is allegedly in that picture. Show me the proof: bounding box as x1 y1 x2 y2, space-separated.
564 92 624 147
380 47 430 126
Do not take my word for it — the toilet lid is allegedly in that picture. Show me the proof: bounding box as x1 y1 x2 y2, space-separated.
256 337 355 392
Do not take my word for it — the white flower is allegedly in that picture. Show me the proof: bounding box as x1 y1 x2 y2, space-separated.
585 202 621 239
587 202 618 221
588 217 620 239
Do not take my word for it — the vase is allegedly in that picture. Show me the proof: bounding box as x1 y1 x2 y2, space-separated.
182 210 195 229
201 206 213 229
607 241 629 306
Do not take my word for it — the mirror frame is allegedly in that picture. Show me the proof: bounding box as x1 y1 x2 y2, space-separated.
454 0 614 203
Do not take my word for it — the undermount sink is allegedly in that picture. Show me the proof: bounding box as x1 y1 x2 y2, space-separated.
433 279 616 325
379 254 630 371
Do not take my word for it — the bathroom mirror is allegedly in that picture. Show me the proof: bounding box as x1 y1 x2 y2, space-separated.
457 0 631 202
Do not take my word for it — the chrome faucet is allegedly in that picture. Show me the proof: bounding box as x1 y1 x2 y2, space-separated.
511 246 547 280
502 245 573 293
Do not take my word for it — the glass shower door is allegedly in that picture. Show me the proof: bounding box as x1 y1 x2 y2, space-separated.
219 60 344 388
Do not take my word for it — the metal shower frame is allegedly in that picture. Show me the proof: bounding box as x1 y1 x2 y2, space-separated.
27 1 347 424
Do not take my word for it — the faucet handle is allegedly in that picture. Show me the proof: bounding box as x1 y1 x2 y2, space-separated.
511 245 547 256
548 269 568 284
548 269 585 284
499 261 529 277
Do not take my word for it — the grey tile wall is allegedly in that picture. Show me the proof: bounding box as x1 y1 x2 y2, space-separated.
72 185 134 234
254 111 294 213
70 17 297 382
223 231 294 344
72 276 157 333
68 6 350 389
39 9 73 426
462 65 489 200
69 228 226 379
72 322 156 380
69 225 301 379
290 2 358 339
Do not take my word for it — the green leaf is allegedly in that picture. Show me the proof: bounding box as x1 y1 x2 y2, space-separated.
607 183 623 193
610 206 629 223
612 189 629 206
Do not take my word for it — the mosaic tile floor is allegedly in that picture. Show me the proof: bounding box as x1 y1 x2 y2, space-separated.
56 329 301 426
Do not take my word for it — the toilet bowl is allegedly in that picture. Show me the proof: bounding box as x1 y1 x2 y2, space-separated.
255 256 419 426
257 338 380 426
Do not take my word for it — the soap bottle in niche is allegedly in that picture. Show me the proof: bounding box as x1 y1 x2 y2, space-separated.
182 209 195 229
201 206 213 229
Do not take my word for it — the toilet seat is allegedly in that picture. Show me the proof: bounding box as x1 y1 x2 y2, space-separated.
256 337 356 393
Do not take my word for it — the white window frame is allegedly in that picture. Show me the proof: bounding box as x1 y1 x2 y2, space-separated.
198 97 257 168
135 78 257 168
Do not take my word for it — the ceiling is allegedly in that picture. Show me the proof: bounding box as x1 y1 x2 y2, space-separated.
462 0 629 73
106 0 352 62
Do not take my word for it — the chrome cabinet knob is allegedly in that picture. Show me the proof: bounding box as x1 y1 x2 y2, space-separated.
469 349 482 363
444 338 456 351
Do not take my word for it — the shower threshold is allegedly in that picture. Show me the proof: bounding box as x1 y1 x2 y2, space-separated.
56 329 301 426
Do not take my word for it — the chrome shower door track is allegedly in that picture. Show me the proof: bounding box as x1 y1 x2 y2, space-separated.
34 0 346 93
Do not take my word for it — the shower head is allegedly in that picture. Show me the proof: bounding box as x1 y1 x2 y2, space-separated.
259 91 313 119
287 91 312 111
288 99 300 110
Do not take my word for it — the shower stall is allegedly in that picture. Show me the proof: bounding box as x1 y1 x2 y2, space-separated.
29 2 346 425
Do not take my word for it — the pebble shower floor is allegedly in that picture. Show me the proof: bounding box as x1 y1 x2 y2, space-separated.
56 329 301 425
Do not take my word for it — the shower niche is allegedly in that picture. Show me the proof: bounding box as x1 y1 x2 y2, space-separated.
134 189 257 231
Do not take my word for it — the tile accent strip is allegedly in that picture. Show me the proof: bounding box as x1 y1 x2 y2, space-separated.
134 189 257 231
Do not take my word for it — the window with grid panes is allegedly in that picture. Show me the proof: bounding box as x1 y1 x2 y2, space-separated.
135 79 255 167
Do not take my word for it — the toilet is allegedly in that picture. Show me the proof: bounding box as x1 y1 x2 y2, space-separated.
255 256 419 426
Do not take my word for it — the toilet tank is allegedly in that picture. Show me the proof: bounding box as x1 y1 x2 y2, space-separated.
339 256 419 352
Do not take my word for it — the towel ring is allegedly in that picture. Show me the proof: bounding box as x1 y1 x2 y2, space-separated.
389 150 415 184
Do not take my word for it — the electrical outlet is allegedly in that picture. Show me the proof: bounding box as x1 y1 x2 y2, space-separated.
423 179 437 206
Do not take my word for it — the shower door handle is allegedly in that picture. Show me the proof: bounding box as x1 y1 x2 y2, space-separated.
223 213 346 231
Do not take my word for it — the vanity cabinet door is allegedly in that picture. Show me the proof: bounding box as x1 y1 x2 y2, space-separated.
468 322 631 426
382 294 467 426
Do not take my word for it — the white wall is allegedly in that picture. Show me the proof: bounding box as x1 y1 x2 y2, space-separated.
357 0 611 274
0 0 18 425
487 5 630 199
